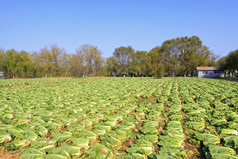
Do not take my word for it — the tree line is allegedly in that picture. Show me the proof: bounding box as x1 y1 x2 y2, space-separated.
0 44 105 78
218 49 238 77
0 36 219 78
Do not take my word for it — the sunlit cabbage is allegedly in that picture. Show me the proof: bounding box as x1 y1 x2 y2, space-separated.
224 136 238 149
158 135 184 147
34 125 48 137
127 139 154 156
196 133 220 145
221 129 238 136
19 148 45 159
206 145 237 159
47 147 70 159
86 143 113 159
51 130 72 143
13 139 31 148
0 131 11 143
102 135 122 150
30 140 55 152
71 137 89 149
75 130 97 141
61 143 84 157
187 121 205 131
138 134 158 143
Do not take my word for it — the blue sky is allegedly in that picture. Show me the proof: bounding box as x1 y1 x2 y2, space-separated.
0 0 237 58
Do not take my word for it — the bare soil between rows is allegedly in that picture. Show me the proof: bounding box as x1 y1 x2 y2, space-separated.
0 150 20 159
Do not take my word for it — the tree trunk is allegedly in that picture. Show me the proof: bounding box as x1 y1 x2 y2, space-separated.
184 71 187 77
172 65 175 77
65 66 70 77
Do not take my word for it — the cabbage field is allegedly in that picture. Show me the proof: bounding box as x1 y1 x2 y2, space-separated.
0 77 238 159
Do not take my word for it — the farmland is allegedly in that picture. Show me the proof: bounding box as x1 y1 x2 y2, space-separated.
0 77 238 159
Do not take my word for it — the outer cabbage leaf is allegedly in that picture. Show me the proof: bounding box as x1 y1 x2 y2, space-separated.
86 143 113 159
0 131 11 143
51 131 72 143
19 148 45 159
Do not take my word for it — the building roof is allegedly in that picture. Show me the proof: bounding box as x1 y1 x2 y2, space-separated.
196 67 222 71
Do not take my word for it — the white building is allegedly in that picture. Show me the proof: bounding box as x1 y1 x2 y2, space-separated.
196 67 224 78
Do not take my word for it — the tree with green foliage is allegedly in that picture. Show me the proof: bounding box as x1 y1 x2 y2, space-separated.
218 50 238 77
16 51 34 78
39 47 53 77
31 51 42 77
128 51 139 76
0 48 5 71
160 38 180 77
218 56 227 69
177 36 212 76
106 56 118 76
129 51 149 77
148 46 166 78
3 49 19 78
1 49 36 78
135 51 150 77
113 46 134 76
226 50 238 70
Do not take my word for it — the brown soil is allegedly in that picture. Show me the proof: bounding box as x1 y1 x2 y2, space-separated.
78 116 84 122
98 119 104 123
0 150 20 159
160 113 169 121
147 96 158 104
117 120 123 125
136 95 159 105
122 139 137 147
118 139 137 153
163 103 170 111
132 120 144 134
59 124 69 131
183 138 205 159
90 137 101 145
158 120 166 134
80 79 97 82
46 132 52 139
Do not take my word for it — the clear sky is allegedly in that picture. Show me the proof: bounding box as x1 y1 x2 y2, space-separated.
0 0 237 58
